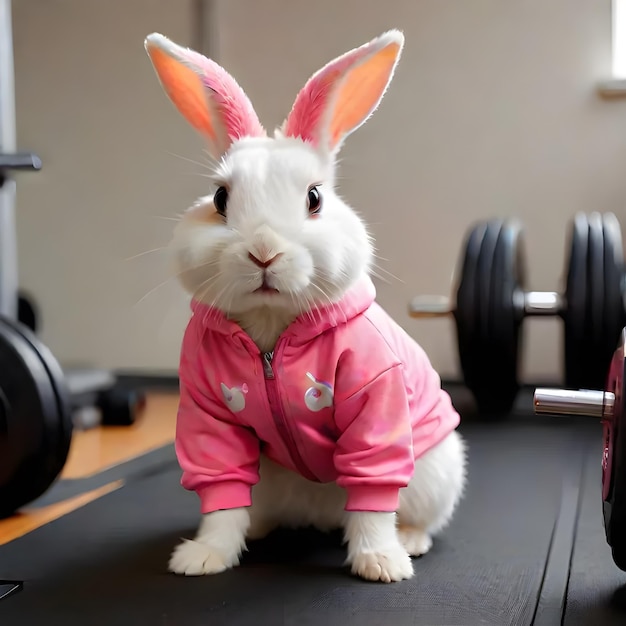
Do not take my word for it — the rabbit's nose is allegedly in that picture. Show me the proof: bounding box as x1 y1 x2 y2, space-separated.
248 252 282 268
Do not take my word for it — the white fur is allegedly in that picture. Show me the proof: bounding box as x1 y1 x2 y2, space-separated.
159 30 468 582
169 508 250 575
169 430 467 582
169 136 372 352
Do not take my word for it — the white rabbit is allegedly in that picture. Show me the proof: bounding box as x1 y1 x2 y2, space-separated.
145 29 467 584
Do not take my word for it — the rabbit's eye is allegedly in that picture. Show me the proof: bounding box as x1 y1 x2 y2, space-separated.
307 186 322 215
214 186 228 216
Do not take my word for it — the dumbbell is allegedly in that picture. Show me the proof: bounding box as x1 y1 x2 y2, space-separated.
534 328 626 572
409 213 625 415
0 314 73 519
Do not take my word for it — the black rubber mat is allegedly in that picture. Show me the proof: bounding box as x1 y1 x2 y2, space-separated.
30 444 179 508
562 436 626 625
1 391 626 625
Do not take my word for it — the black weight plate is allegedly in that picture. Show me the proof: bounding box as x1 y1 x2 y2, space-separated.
603 213 625 373
459 219 502 413
1 315 72 474
456 220 487 346
455 221 485 409
11 315 72 492
476 220 502 345
0 317 72 518
564 213 624 390
588 213 606 387
488 219 525 411
0 320 47 487
602 328 626 569
455 219 522 415
24 321 73 480
0 317 71 516
588 213 605 348
564 213 590 389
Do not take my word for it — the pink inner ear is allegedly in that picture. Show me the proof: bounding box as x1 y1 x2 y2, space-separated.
283 45 375 146
283 62 353 146
178 46 266 142
283 31 403 150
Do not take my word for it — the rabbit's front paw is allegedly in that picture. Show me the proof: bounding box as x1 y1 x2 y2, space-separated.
349 544 414 583
168 539 236 576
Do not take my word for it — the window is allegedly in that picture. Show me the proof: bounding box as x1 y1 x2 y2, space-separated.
599 0 626 95
613 0 626 79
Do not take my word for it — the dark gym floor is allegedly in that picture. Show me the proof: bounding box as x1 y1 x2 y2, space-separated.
1 385 626 626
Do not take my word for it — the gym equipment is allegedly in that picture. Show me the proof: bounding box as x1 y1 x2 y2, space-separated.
562 212 624 390
409 213 625 414
17 292 38 332
0 0 144 518
0 313 72 519
534 327 626 572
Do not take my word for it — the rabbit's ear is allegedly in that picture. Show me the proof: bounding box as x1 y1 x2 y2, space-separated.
283 30 404 154
145 33 265 160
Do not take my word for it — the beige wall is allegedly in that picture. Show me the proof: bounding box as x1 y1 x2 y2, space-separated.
12 0 204 370
11 0 626 384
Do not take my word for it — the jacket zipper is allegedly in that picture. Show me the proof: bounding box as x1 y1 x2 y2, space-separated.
262 349 315 481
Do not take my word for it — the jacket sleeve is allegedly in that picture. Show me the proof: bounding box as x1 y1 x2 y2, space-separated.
175 317 261 514
333 364 416 512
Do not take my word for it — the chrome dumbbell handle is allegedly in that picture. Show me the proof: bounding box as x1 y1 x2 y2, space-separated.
533 388 615 418
408 295 453 318
409 291 563 319
524 292 563 316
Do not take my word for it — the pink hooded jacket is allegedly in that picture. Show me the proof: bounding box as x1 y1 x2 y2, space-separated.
176 277 461 515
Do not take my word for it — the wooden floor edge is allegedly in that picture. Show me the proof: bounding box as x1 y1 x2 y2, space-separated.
0 480 125 546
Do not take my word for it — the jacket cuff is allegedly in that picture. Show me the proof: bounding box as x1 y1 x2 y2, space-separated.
344 485 400 512
196 481 252 514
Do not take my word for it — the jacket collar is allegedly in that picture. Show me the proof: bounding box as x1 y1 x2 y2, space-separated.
190 275 377 345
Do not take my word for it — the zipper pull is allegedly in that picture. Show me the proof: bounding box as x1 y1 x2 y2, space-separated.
262 352 274 378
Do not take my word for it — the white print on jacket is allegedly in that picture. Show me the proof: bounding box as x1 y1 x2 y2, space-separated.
220 382 248 412
304 372 334 412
